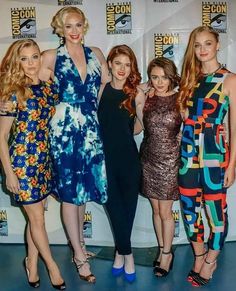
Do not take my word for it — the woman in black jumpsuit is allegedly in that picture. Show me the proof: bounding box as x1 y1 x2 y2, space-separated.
98 45 145 283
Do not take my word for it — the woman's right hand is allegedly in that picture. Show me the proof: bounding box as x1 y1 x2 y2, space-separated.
6 173 20 194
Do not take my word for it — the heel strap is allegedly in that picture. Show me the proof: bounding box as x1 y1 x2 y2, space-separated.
195 250 208 257
205 258 217 265
162 250 172 255
159 246 163 249
74 258 89 269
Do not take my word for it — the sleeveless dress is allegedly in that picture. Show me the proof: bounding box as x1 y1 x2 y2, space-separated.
1 82 58 204
140 93 182 200
49 45 107 206
178 67 231 250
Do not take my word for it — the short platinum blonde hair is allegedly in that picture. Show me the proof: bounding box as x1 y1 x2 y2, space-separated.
51 6 89 37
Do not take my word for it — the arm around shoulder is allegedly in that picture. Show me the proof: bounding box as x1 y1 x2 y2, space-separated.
90 46 111 85
39 49 57 81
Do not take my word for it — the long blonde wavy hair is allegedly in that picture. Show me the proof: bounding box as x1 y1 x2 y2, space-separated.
51 6 89 38
0 39 40 104
178 26 219 112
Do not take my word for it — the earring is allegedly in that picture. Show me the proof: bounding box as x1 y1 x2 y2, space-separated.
60 37 64 45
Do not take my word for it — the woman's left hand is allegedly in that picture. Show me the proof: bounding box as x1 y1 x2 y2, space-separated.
224 165 236 188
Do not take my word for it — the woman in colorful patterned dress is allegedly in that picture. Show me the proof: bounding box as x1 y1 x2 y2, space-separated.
40 7 110 283
178 26 236 287
140 57 182 278
0 39 65 289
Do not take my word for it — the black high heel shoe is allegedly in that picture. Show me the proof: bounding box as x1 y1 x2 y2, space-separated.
51 281 66 290
187 250 208 282
191 259 217 287
23 257 40 288
154 250 174 277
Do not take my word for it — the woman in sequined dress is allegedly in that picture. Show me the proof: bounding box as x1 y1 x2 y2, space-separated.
140 57 182 277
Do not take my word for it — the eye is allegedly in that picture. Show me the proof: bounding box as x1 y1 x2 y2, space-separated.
163 45 174 59
211 14 226 28
20 19 35 33
20 57 27 62
194 44 200 48
115 15 131 29
76 23 83 28
32 54 39 60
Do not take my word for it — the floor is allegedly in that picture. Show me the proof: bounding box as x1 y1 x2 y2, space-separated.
0 242 235 291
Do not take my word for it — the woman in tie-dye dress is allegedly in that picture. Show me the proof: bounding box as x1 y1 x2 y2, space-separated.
40 7 110 282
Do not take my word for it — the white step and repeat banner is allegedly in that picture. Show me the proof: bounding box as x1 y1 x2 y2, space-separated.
0 0 236 246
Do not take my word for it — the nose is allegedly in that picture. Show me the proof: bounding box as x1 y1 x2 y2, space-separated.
28 57 33 65
120 64 125 71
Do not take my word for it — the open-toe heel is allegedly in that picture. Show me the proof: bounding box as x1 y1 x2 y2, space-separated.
74 258 96 283
23 257 40 288
187 250 208 282
154 250 174 277
191 258 217 287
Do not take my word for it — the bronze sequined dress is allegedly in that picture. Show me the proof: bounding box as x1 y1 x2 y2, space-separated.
140 93 182 200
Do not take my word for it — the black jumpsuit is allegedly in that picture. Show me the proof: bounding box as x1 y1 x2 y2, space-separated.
98 82 141 255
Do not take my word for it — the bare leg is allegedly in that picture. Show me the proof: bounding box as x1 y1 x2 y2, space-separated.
62 202 93 277
156 200 174 274
25 222 39 282
199 249 219 279
23 202 64 286
150 198 163 262
191 241 207 273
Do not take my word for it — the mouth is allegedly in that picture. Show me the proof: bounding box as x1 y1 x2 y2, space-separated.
70 35 80 40
118 72 125 76
200 53 208 57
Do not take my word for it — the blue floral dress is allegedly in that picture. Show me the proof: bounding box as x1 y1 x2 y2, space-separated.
50 45 107 206
1 82 58 204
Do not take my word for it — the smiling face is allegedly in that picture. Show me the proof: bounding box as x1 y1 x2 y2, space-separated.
150 66 170 95
19 45 40 81
63 12 85 44
109 54 131 84
194 30 219 63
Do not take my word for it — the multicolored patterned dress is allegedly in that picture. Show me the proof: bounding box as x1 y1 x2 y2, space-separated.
178 67 230 250
2 82 58 204
50 45 107 206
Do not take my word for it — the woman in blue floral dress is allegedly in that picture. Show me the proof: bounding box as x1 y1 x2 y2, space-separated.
40 7 110 282
0 39 65 289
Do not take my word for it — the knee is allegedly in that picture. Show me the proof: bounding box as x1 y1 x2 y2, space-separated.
29 213 45 229
159 209 173 221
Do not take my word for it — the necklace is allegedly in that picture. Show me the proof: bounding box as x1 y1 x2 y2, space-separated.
202 63 222 75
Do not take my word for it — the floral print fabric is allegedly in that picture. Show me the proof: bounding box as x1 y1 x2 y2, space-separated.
50 45 107 205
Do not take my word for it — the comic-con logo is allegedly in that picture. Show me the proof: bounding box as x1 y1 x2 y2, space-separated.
58 0 83 5
153 0 178 3
0 210 8 236
154 33 179 60
11 7 36 39
172 210 179 238
202 2 227 33
83 211 92 239
106 2 132 35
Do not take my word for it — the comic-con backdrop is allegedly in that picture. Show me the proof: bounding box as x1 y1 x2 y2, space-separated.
0 0 236 245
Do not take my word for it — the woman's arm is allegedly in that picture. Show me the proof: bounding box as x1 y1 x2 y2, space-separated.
0 116 20 194
91 47 111 85
223 73 236 187
134 88 146 134
39 49 57 81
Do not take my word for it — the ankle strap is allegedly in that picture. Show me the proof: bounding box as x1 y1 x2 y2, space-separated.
195 250 208 257
205 258 217 265
162 250 172 255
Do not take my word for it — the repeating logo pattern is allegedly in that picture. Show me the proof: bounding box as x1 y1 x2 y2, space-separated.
0 210 8 236
83 211 92 238
58 0 83 5
106 2 132 34
202 1 227 33
11 7 36 39
154 33 179 60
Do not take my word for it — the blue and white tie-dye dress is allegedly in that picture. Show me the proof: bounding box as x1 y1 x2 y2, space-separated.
49 45 107 206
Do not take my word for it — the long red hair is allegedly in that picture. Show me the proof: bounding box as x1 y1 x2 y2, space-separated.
178 26 219 112
107 45 141 116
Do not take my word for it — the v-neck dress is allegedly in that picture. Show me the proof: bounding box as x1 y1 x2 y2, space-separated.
49 45 107 206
